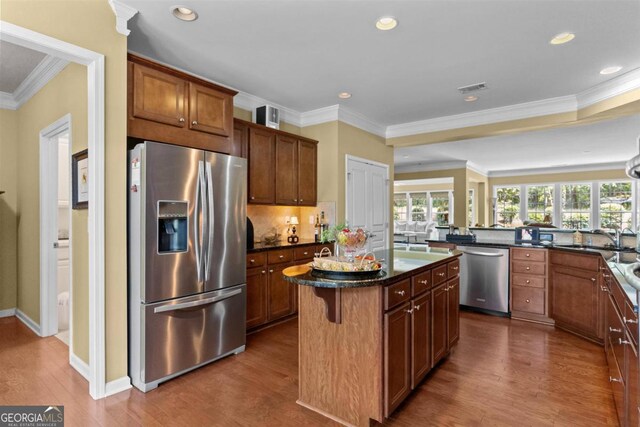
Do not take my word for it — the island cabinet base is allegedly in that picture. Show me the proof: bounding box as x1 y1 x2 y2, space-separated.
298 285 384 427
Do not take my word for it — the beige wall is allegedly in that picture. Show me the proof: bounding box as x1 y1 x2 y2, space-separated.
4 0 128 381
0 109 19 311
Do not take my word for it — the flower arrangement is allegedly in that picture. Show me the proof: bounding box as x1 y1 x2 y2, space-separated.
321 223 368 260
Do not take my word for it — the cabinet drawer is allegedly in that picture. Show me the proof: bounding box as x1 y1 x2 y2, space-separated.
512 260 545 276
385 279 411 311
267 249 294 265
412 270 431 296
447 259 460 279
512 274 545 289
550 251 599 271
512 286 545 315
512 248 546 262
246 252 266 267
433 265 448 285
293 246 315 261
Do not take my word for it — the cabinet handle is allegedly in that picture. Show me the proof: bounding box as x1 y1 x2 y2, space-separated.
452 266 459 270
250 196 255 200
591 277 596 282
261 270 266 274
610 376 623 383
303 251 308 255
192 120 198 126
250 259 255 263
414 304 421 311
526 253 530 257
269 269 274 273
525 266 530 271
525 280 530 284
603 273 611 278
179 117 185 123
600 285 610 293
294 199 298 202
279 255 284 259
395 290 406 296
438 272 446 277
619 338 631 345
405 308 414 314
624 316 638 324
300 199 303 202
419 280 428 285
445 287 450 292
525 299 530 303
609 327 622 333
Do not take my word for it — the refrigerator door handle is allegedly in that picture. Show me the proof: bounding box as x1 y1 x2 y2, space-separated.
205 162 214 281
194 161 205 282
153 288 243 313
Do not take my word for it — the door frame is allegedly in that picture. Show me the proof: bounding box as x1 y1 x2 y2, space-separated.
39 114 72 342
344 154 390 248
2 21 107 399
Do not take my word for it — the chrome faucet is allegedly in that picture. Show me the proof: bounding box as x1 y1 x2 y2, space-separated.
591 229 621 249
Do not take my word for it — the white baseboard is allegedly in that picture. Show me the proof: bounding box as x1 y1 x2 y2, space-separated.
70 353 91 382
0 308 16 318
15 309 41 336
105 376 132 397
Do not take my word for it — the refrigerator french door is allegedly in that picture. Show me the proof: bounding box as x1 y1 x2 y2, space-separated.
128 141 247 392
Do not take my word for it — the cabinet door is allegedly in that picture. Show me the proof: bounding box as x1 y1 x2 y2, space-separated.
188 82 233 137
550 265 600 341
132 63 186 127
268 264 295 320
275 135 298 205
411 293 431 389
248 128 276 204
385 302 411 417
246 267 268 329
447 278 460 348
432 283 448 366
297 140 317 206
232 120 248 158
627 339 638 427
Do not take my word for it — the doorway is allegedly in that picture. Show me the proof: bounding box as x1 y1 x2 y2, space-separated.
345 155 389 251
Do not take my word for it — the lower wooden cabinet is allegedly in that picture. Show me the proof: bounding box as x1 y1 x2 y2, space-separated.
447 278 460 348
246 267 268 329
412 292 432 388
384 302 412 416
432 282 448 365
268 263 296 319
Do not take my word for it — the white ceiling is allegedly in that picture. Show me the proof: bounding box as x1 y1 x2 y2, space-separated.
0 41 46 93
394 114 640 174
124 0 640 127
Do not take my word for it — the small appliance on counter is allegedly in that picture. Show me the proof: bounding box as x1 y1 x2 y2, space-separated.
515 226 540 244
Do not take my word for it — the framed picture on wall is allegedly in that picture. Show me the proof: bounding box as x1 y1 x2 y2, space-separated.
72 149 88 209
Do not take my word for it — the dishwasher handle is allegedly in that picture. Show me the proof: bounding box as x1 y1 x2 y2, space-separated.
154 288 242 313
461 250 505 258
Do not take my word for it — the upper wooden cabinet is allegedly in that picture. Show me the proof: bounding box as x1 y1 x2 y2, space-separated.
128 54 236 154
234 118 318 206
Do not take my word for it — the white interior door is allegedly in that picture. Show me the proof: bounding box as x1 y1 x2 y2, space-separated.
346 156 388 251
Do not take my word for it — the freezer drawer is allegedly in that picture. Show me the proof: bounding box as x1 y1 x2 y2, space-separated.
142 285 246 385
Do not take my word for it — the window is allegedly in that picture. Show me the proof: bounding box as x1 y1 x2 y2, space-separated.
394 193 408 221
431 192 450 225
496 186 520 227
561 184 591 229
527 185 554 223
410 192 428 221
599 182 633 231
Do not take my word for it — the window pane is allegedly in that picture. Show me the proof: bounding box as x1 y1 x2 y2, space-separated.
561 184 591 229
599 182 632 231
393 193 407 221
431 192 449 225
527 185 554 224
496 187 520 227
410 192 428 221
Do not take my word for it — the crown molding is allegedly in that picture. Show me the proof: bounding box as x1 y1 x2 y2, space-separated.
109 0 138 36
336 106 386 137
576 67 640 110
488 161 626 178
298 105 339 127
466 161 488 177
0 55 69 110
385 95 577 139
395 160 470 174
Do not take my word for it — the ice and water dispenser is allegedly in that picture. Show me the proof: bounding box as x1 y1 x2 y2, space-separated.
157 201 188 253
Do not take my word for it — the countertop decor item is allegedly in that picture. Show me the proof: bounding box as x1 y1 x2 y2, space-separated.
261 228 282 245
321 223 369 260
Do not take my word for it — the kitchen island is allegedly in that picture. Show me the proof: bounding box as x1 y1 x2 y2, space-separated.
284 248 462 427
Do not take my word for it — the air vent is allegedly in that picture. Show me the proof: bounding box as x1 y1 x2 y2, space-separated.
457 82 487 94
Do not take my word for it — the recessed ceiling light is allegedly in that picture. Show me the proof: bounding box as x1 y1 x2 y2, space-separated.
338 92 352 99
550 32 575 45
403 155 409 159
376 16 398 31
172 5 198 21
600 66 622 75
464 95 478 102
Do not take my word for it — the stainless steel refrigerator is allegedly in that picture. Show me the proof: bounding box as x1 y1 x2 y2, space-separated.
128 141 247 392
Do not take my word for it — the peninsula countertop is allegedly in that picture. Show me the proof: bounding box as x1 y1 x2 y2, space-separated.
283 247 461 288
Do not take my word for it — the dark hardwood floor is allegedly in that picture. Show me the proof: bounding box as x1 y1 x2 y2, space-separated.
0 311 617 426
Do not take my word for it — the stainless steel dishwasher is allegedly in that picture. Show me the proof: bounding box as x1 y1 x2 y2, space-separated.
458 245 510 315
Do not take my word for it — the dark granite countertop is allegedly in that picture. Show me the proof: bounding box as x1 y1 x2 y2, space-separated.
283 248 461 289
248 239 329 253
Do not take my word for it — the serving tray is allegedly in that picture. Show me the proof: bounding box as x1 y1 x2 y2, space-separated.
310 267 385 280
